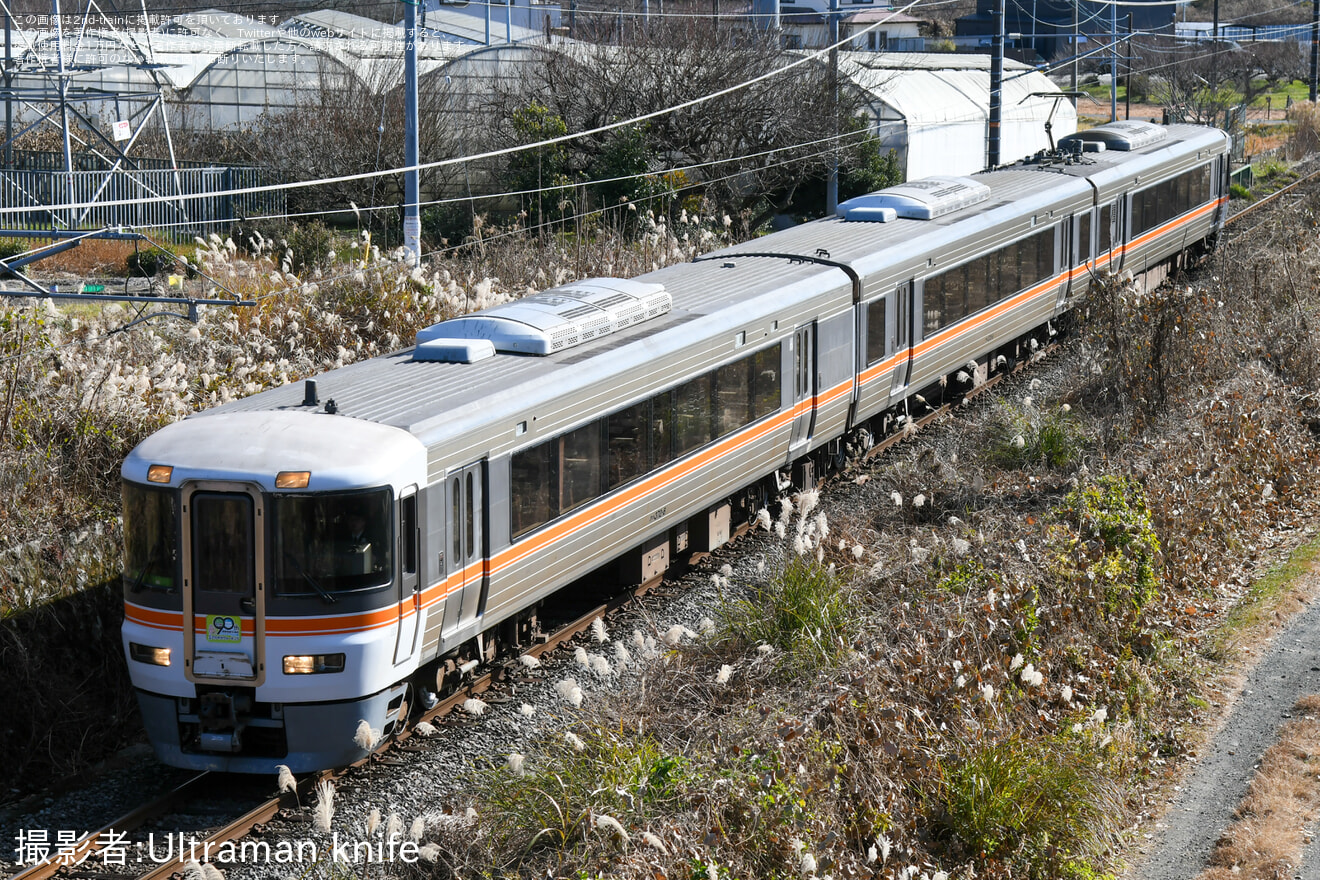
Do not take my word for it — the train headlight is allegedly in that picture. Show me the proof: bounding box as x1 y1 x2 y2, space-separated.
283 653 346 675
146 464 173 483
275 471 311 489
129 643 171 666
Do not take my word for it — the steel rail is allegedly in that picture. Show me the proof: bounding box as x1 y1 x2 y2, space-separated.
11 773 211 880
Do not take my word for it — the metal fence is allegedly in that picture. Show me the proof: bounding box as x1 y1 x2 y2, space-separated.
0 164 284 241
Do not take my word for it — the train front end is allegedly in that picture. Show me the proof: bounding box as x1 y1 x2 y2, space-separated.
120 409 428 773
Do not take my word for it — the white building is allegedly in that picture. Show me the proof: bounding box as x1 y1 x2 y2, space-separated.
843 52 1078 177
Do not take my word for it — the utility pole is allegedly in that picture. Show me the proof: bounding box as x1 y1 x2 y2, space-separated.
1109 0 1117 122
5 6 12 172
53 0 73 231
989 0 1003 167
826 0 839 212
1125 13 1132 120
1311 0 1318 101
1070 0 1078 106
1212 0 1218 44
403 0 421 267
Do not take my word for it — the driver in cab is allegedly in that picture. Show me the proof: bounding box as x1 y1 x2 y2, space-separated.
337 508 377 575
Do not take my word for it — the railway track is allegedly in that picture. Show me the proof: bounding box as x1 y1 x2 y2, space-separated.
1224 163 1320 231
9 570 677 880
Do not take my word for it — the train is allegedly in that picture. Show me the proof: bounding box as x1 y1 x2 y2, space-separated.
120 120 1231 772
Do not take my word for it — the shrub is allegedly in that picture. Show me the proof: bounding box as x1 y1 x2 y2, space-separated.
923 734 1120 879
125 246 166 277
468 725 689 859
286 220 334 273
1229 182 1252 200
721 557 857 674
1051 476 1161 650
985 402 1085 470
421 202 476 247
1287 99 1320 157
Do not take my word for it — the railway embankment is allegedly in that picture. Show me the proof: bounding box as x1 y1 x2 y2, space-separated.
6 160 1320 878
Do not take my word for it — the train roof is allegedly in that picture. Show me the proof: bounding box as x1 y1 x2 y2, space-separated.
205 253 853 449
205 122 1227 452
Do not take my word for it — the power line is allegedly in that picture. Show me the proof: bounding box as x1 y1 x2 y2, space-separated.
0 0 928 217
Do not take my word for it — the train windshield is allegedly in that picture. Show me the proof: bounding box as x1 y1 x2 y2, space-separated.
123 482 178 592
271 489 393 596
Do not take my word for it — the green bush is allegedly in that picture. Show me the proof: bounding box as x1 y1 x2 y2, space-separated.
286 220 334 273
986 403 1086 469
1052 476 1162 649
1229 182 1252 200
721 557 856 674
0 238 27 262
421 203 476 248
924 735 1120 879
473 725 689 858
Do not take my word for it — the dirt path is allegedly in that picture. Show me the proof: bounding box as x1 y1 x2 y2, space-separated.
1128 567 1320 879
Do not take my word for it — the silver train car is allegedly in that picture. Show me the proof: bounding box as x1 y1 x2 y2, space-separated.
121 121 1230 771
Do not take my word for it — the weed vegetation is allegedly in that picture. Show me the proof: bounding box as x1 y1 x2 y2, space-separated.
414 155 1320 877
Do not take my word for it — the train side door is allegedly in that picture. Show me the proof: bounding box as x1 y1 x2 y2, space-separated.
442 461 487 638
1113 198 1127 271
789 323 815 450
890 281 912 400
393 487 420 665
180 484 265 687
1057 220 1073 308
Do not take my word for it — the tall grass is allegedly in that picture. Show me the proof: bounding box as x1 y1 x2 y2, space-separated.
720 557 857 675
924 735 1121 879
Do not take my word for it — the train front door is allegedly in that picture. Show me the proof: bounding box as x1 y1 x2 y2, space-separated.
443 461 487 639
180 484 266 687
789 323 815 450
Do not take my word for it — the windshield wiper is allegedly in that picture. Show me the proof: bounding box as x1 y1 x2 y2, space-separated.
127 560 149 594
127 555 173 593
283 551 338 605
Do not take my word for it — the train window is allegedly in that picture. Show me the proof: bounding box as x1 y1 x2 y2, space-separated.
510 441 558 539
272 488 393 595
999 241 1019 298
607 400 649 491
675 373 713 456
1132 164 1213 237
451 478 461 566
401 494 416 575
956 260 973 316
1078 213 1091 265
1100 205 1112 252
922 275 943 335
560 421 603 512
865 299 886 365
651 390 675 469
751 344 781 417
1037 228 1054 281
123 482 178 592
509 343 787 543
715 357 752 438
1017 234 1038 291
966 254 989 315
465 472 475 559
192 493 254 595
